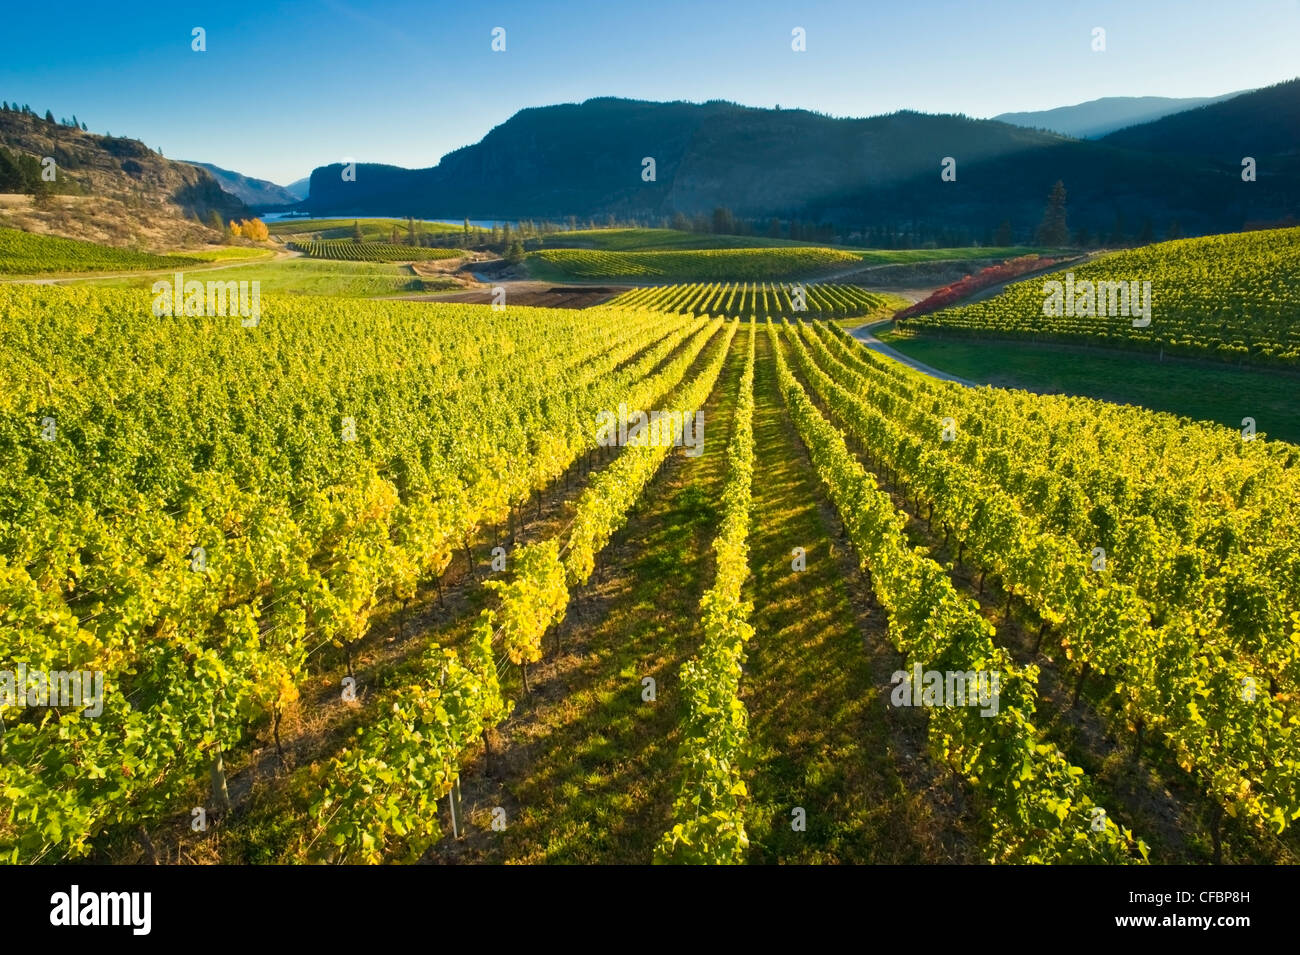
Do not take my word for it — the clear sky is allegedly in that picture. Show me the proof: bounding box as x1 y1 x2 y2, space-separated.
3 0 1296 185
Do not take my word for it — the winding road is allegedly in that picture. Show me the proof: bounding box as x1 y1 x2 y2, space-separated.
848 320 974 386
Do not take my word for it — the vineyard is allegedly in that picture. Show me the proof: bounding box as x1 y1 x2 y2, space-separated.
2 280 1298 866
269 218 469 240
608 282 895 320
0 228 202 274
526 246 862 281
899 227 1300 367
289 240 464 262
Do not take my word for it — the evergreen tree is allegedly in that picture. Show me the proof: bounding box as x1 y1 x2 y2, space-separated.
1108 211 1127 247
0 147 24 192
44 109 54 123
206 209 223 231
1034 181 1069 246
352 219 363 242
994 219 1013 247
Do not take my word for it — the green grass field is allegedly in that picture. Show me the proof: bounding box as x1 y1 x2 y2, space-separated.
526 243 1059 282
526 247 862 282
852 246 1048 265
267 217 471 241
183 246 278 262
877 325 1300 444
542 227 820 251
83 257 448 297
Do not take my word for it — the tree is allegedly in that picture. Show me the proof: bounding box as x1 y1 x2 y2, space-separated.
1137 218 1154 244
463 217 472 246
206 209 223 231
504 239 525 265
81 122 87 131
240 218 269 241
1034 181 1069 247
44 109 54 123
711 206 735 235
0 147 24 192
994 219 1013 247
351 219 363 243
1073 226 1092 248
1108 211 1127 247
767 217 782 239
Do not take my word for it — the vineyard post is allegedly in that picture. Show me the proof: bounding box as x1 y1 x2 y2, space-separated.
463 532 476 580
209 703 233 812
449 776 464 839
137 826 160 865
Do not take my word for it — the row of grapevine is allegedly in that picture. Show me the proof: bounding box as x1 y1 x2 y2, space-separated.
0 227 201 274
797 321 1300 835
528 246 861 281
818 321 1300 691
608 282 890 320
307 319 739 861
289 240 463 262
656 321 757 864
767 320 1146 863
0 285 704 861
900 226 1300 366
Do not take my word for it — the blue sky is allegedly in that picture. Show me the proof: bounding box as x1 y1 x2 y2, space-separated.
2 0 1297 185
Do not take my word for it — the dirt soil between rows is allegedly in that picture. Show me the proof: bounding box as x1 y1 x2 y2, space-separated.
402 281 632 309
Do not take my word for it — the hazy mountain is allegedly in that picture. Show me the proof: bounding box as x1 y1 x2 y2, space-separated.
302 89 1300 243
1101 78 1300 156
993 92 1248 139
184 161 302 208
284 176 310 199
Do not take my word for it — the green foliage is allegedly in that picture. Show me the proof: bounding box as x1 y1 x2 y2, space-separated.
290 240 462 262
657 322 757 864
769 319 1146 863
808 320 1300 838
0 228 200 274
527 247 861 281
904 227 1300 367
0 287 707 861
610 282 892 320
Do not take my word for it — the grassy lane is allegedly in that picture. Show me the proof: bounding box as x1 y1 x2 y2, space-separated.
741 329 977 864
444 335 745 864
878 329 1300 445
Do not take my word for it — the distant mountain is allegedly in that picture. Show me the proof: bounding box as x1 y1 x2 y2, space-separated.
284 176 310 200
185 161 302 208
1101 78 1300 156
993 92 1248 139
301 92 1300 244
